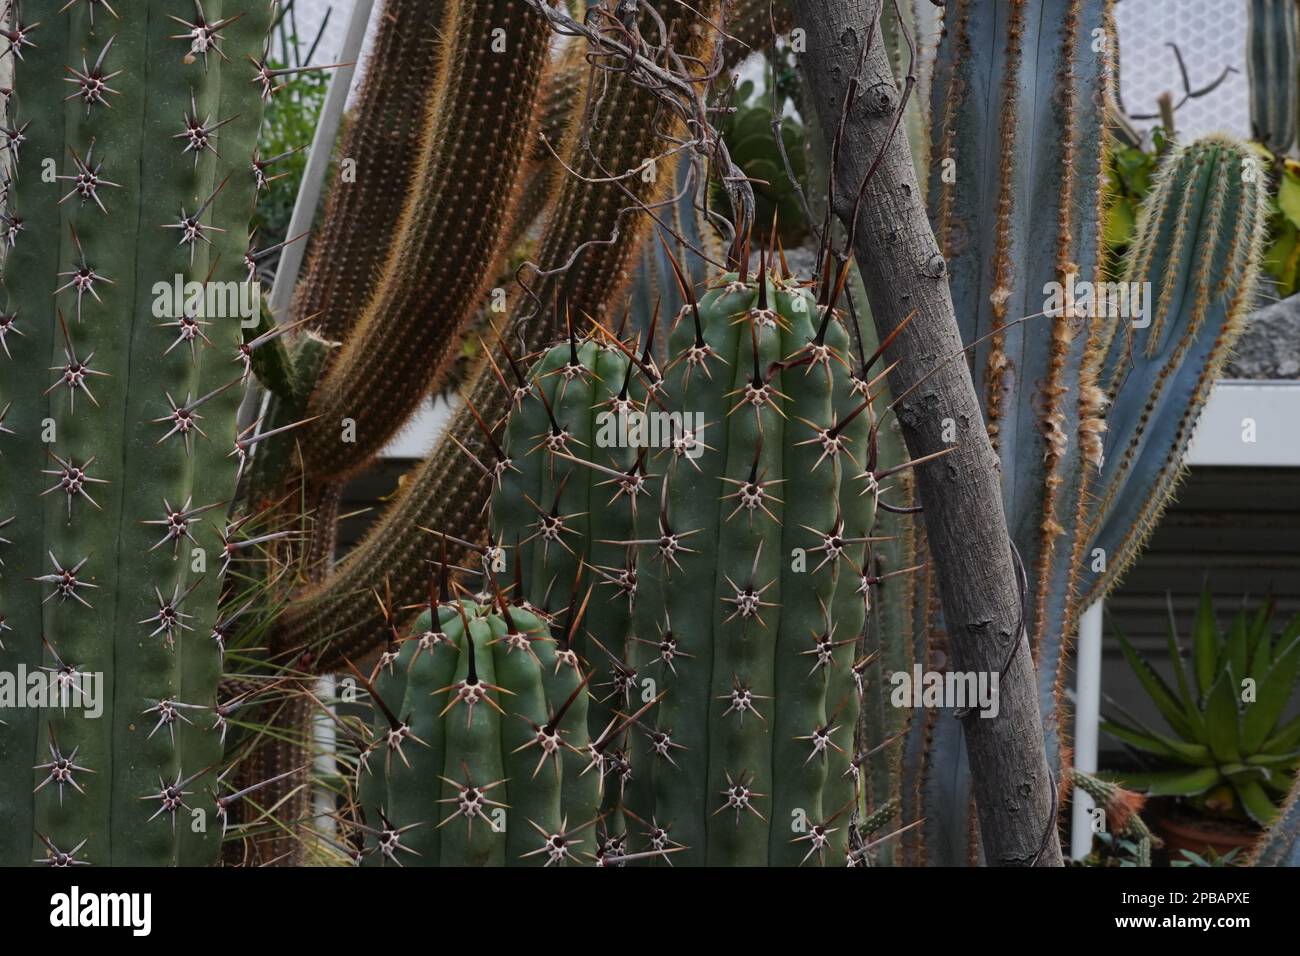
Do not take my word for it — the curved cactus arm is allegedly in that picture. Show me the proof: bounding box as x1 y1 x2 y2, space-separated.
296 0 553 479
1247 0 1299 154
1038 137 1267 777
1074 137 1268 611
289 0 447 344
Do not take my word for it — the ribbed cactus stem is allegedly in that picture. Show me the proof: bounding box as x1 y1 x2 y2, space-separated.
927 0 1113 678
1039 135 1268 792
482 257 894 865
0 0 273 866
357 598 598 866
289 0 448 344
1247 0 1299 154
912 5 1266 867
1072 136 1268 614
915 0 1114 858
297 0 552 479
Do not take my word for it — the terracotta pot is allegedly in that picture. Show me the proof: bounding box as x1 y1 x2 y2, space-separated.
1151 800 1259 861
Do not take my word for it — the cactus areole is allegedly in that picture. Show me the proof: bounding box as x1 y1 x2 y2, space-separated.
0 2 274 865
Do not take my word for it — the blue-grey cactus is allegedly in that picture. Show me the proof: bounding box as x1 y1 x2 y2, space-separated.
1253 774 1300 866
907 0 1115 863
1247 0 1299 154
907 0 1267 865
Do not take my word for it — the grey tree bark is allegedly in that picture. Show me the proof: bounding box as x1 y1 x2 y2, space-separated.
792 0 1063 866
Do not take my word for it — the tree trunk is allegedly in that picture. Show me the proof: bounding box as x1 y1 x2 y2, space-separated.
792 0 1062 866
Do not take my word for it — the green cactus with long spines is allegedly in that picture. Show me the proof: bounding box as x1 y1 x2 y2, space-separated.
356 597 600 866
1247 0 1299 155
476 256 902 866
274 0 727 665
906 0 1116 863
0 0 274 866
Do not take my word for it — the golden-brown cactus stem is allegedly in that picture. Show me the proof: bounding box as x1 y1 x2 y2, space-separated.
297 1 552 479
290 0 449 344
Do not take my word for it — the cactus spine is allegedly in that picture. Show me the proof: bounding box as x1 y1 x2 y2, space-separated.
0 0 273 865
1247 0 1299 155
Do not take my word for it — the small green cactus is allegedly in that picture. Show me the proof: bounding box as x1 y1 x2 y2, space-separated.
356 592 600 866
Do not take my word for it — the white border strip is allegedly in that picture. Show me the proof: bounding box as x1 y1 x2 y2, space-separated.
1185 380 1300 467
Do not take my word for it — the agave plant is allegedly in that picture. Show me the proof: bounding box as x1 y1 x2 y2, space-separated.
1103 590 1300 826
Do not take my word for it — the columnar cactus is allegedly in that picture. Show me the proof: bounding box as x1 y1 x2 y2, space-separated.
1071 136 1269 617
275 0 728 664
1032 136 1266 796
355 595 600 866
289 0 448 344
0 0 274 865
911 1 1266 865
912 0 1116 863
482 255 904 865
1247 0 1299 154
